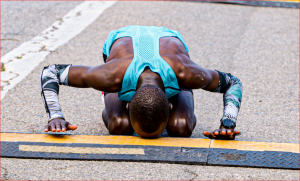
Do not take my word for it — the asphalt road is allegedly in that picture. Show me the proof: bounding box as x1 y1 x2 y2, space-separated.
1 1 299 180
1 1 83 56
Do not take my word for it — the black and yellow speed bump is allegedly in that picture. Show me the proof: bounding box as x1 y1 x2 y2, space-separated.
196 0 299 8
1 133 299 169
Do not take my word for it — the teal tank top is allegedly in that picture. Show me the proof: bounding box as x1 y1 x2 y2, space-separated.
103 25 189 102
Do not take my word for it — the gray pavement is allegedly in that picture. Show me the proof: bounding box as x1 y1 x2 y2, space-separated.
1 1 83 56
1 1 299 180
1 158 298 180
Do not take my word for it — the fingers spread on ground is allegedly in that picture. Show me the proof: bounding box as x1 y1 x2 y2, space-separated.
203 131 209 135
44 125 50 132
227 130 232 135
55 124 61 132
221 128 226 136
234 130 241 135
214 129 220 136
68 124 78 130
203 131 213 138
61 122 67 132
203 131 210 136
50 123 56 132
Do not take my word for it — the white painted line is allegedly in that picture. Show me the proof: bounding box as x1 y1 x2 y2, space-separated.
1 1 117 100
19 145 145 155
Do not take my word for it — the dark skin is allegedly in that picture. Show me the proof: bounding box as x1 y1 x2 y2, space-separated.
45 37 240 139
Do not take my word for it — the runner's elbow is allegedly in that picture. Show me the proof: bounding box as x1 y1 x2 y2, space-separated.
176 64 192 85
113 77 122 86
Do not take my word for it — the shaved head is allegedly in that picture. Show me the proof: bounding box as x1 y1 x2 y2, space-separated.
129 85 169 137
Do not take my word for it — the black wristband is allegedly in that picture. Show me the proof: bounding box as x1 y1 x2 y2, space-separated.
215 70 231 93
220 119 236 129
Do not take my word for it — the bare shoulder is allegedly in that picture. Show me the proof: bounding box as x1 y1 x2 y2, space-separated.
108 37 134 62
99 37 134 91
159 37 188 56
159 37 194 84
159 37 217 89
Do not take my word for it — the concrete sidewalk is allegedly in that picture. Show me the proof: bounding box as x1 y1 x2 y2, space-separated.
1 1 299 180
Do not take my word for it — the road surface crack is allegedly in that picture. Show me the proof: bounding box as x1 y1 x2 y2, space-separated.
1 167 9 180
1 71 20 90
184 168 198 180
1 38 20 41
40 45 47 51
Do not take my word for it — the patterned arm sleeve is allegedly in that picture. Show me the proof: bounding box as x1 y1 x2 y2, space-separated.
40 64 71 122
213 70 243 129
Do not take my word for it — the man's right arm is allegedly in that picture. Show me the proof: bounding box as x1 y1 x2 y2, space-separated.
41 64 78 132
40 64 70 122
40 62 123 132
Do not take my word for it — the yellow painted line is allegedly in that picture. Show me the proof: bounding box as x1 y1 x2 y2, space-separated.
2 133 299 153
1 133 210 148
19 145 144 154
210 140 299 153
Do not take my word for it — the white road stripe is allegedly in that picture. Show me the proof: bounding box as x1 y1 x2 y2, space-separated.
1 1 117 100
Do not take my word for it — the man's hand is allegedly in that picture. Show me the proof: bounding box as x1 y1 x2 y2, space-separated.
203 126 240 140
45 118 77 132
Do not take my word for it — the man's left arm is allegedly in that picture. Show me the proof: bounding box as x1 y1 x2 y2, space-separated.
175 59 243 139
202 70 242 140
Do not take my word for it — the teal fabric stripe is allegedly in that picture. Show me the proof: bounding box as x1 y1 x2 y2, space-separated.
214 71 243 122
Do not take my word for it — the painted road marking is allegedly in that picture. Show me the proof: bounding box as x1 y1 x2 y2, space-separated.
1 133 298 153
19 145 145 154
1 1 116 100
207 0 299 8
1 133 211 148
1 133 299 169
210 139 299 153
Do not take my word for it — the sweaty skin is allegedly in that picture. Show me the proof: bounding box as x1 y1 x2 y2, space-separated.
45 37 240 139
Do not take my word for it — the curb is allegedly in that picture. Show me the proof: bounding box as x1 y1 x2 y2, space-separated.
1 132 299 169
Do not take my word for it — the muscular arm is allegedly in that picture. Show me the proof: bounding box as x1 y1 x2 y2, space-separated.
68 63 122 92
179 60 242 138
40 61 123 124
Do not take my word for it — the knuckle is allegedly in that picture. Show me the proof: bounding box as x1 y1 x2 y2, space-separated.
61 120 68 124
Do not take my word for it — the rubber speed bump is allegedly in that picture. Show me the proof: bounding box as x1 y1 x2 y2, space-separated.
1 132 299 169
208 140 299 169
1 133 210 165
196 0 299 8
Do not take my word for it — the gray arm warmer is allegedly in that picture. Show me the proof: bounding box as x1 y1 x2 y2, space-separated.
214 70 243 128
40 64 71 122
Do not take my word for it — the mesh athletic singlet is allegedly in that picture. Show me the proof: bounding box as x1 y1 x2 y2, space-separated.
103 25 189 102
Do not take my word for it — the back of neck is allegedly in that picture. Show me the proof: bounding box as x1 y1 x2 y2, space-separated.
136 68 164 91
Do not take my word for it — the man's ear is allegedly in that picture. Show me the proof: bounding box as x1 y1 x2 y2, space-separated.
169 103 173 111
126 102 130 111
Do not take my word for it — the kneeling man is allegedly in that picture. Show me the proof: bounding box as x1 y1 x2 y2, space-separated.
40 25 242 139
